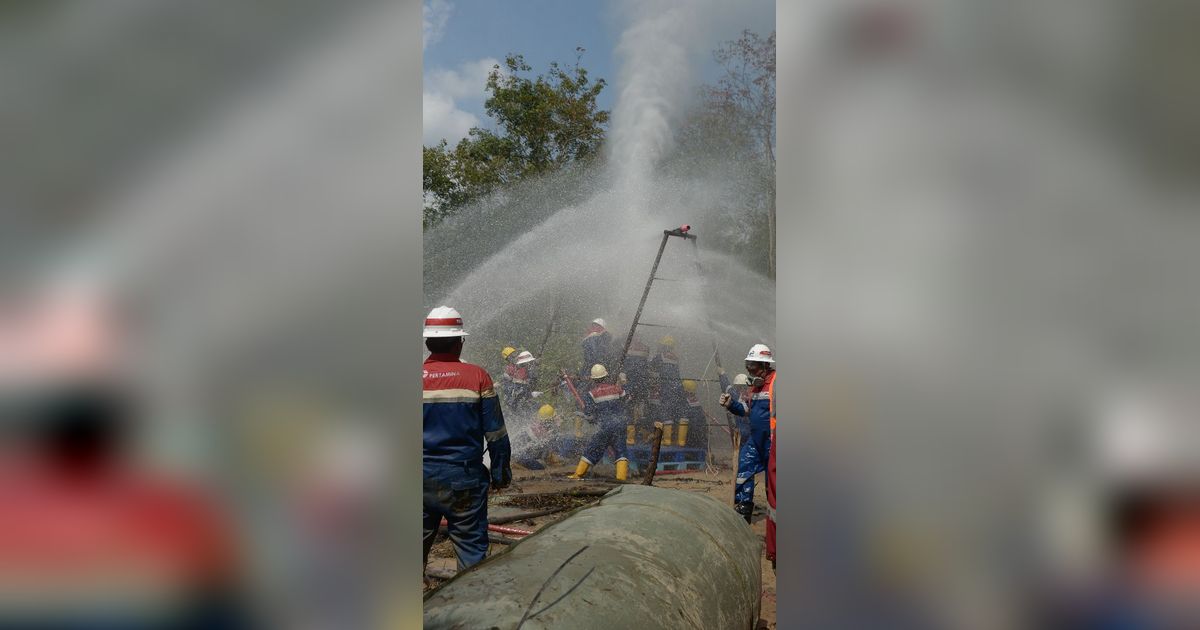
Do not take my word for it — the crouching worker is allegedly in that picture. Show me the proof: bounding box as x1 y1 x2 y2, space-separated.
423 306 512 571
568 364 631 481
719 344 775 524
513 404 561 470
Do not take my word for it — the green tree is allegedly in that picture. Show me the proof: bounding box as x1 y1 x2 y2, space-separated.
423 49 608 228
705 30 776 277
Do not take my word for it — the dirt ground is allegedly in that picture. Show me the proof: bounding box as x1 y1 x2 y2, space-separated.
424 457 776 629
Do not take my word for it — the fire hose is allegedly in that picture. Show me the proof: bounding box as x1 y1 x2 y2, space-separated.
439 518 534 537
559 369 587 411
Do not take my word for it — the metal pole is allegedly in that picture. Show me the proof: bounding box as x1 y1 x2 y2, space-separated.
617 230 671 371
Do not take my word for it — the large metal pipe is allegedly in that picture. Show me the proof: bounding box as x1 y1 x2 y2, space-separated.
424 484 762 629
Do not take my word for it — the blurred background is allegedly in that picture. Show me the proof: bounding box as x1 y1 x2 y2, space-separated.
2 0 1199 627
1 0 420 627
777 0 1200 628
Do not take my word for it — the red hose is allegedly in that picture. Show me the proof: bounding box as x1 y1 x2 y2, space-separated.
439 519 534 537
487 523 534 537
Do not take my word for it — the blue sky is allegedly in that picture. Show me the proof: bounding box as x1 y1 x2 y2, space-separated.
423 0 773 146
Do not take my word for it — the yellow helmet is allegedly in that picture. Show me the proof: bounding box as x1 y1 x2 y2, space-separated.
538 404 555 420
501 346 517 360
682 379 697 394
590 363 609 380
659 335 675 347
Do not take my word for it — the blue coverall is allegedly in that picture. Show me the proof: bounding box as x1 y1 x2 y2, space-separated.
651 348 686 428
580 325 614 380
501 363 535 416
682 393 706 448
423 352 512 570
624 339 651 401
580 381 630 466
725 371 775 507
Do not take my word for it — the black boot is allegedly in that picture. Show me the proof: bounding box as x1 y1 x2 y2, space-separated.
735 502 753 524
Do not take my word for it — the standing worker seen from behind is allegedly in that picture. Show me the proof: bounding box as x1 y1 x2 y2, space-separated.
651 335 685 447
0 286 251 628
580 318 613 383
422 307 512 572
567 364 631 481
720 344 776 525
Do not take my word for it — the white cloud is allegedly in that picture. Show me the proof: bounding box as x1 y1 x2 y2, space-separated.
423 90 478 146
423 57 504 146
423 0 452 51
427 58 502 99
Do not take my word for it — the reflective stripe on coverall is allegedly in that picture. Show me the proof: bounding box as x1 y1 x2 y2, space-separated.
423 353 511 570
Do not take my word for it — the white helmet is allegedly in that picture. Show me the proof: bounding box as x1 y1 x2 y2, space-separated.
745 343 774 363
590 363 609 379
1095 386 1200 486
592 318 607 329
423 306 469 338
733 373 750 386
516 350 535 365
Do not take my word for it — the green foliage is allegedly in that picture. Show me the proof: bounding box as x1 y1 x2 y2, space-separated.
423 50 609 228
473 298 601 415
707 30 776 168
703 30 776 277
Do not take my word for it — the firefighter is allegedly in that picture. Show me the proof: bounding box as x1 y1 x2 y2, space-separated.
503 350 538 416
536 403 565 466
766 381 777 570
580 318 614 381
513 401 562 471
679 379 707 447
1038 385 1200 627
0 286 251 627
499 348 524 401
720 343 776 524
624 335 651 401
567 364 631 481
423 306 511 571
651 335 685 446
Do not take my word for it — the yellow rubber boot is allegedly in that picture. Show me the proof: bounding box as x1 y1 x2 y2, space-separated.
626 424 636 445
676 420 689 446
661 423 673 446
615 459 629 481
567 458 590 479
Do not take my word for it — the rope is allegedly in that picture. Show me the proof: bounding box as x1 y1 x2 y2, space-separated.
515 545 591 630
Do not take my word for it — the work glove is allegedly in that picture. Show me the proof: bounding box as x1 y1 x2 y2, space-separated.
718 367 726 376
618 372 627 384
531 391 542 398
584 414 596 425
491 465 511 491
718 393 732 407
